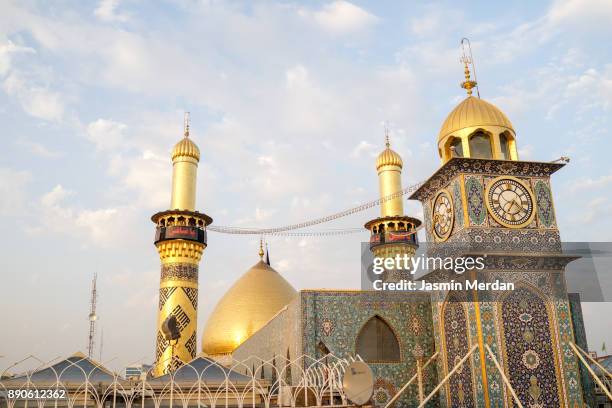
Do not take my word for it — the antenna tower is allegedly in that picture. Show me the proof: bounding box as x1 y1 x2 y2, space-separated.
87 273 98 358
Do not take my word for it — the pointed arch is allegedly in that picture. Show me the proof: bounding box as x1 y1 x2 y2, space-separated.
355 315 400 362
498 283 562 406
468 129 493 159
440 294 476 407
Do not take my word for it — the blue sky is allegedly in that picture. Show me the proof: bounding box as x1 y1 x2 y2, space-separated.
1 0 611 370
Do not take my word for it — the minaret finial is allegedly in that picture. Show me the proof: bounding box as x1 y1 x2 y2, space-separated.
460 38 479 97
184 111 190 138
259 238 264 260
384 123 390 148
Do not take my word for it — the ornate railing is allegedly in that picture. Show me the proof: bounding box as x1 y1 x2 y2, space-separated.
0 353 362 408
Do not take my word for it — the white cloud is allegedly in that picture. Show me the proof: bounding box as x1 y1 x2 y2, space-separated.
570 175 612 192
87 118 128 152
302 1 378 34
41 184 73 207
94 0 129 22
0 40 35 76
351 140 376 158
547 0 612 28
2 73 64 121
36 184 133 247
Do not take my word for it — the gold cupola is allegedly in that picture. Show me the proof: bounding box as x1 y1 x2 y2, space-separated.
438 60 518 164
201 243 297 357
172 137 200 161
376 136 403 170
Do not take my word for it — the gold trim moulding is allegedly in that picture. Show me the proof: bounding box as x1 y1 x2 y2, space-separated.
156 240 204 262
160 280 199 289
364 215 422 230
151 209 213 225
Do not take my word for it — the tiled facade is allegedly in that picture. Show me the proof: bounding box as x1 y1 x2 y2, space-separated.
234 290 437 407
413 158 588 407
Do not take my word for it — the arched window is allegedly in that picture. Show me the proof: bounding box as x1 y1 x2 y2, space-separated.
356 316 400 362
449 137 463 158
469 131 493 159
499 132 511 160
317 341 330 357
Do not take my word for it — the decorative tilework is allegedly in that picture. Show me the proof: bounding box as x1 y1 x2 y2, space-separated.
156 331 167 361
500 287 560 407
534 180 555 228
301 292 435 407
160 263 198 282
568 294 595 407
182 287 198 309
185 332 197 358
442 300 476 407
453 179 464 229
321 318 333 336
158 287 177 310
410 158 565 201
465 176 486 225
372 377 397 407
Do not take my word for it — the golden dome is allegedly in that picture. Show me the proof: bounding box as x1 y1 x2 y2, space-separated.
172 137 200 161
376 137 403 170
438 96 514 142
201 260 297 355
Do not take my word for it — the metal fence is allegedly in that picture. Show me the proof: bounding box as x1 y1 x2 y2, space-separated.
0 353 362 408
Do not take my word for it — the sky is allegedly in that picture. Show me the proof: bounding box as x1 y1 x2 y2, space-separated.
0 0 611 372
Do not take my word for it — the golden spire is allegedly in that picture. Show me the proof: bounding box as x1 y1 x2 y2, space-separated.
376 129 402 171
460 58 477 96
460 38 478 97
384 125 390 148
184 111 190 138
258 238 264 260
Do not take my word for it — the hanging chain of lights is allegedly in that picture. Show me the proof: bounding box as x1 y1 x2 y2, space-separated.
253 228 366 237
207 181 424 236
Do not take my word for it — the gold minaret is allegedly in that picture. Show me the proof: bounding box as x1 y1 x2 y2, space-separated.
151 113 212 376
365 129 421 281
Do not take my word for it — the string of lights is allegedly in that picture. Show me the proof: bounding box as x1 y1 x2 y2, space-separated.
207 181 424 235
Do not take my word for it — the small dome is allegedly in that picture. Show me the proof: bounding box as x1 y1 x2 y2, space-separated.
172 137 200 161
201 260 297 356
438 96 514 142
376 147 403 170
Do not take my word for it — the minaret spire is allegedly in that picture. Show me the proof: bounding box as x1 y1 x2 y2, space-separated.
184 112 190 138
384 125 391 148
460 38 479 97
259 238 265 260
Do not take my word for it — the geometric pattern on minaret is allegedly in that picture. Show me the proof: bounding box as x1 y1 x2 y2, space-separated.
364 132 421 282
151 116 212 376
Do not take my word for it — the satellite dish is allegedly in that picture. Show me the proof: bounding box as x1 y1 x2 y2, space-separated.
343 361 374 406
161 315 181 342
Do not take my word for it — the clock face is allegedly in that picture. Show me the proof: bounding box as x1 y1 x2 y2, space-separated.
486 177 535 228
432 190 454 241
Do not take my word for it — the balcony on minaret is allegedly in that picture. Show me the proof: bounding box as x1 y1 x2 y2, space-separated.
365 216 421 250
151 210 212 246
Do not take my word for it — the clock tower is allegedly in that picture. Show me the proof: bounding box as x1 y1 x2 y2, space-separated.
409 58 587 407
